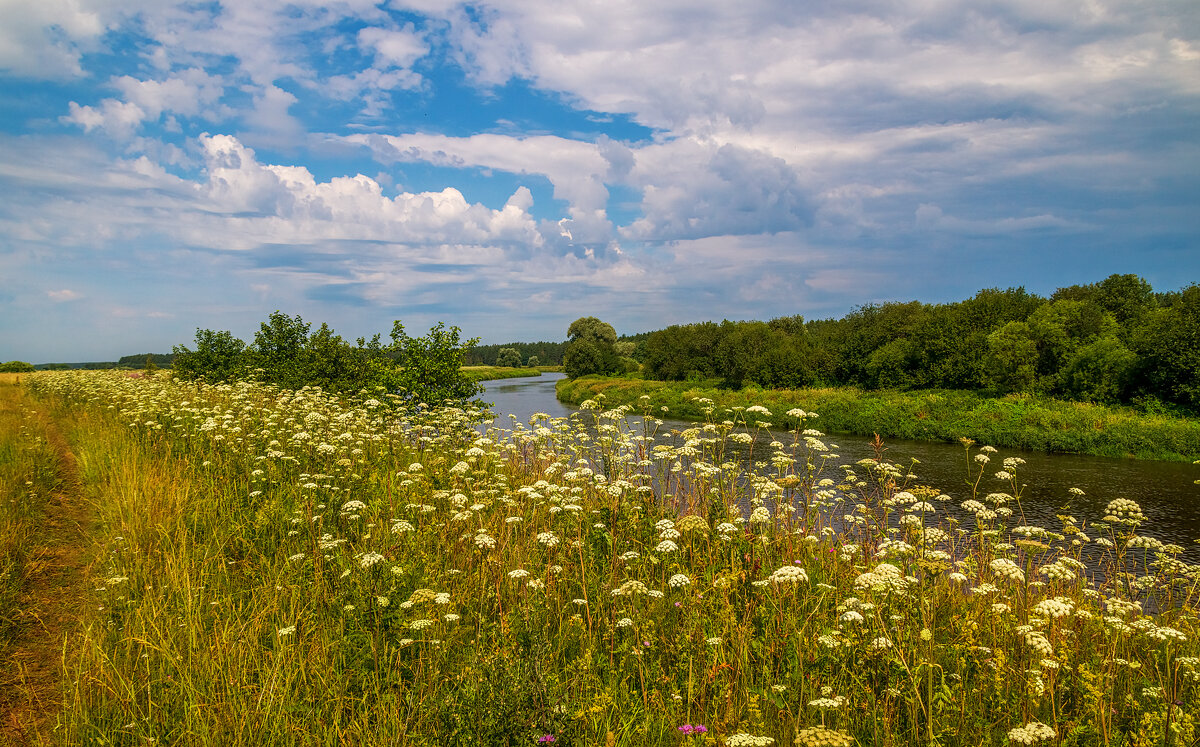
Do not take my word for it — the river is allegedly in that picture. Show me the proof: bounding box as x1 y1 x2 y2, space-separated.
477 373 1200 562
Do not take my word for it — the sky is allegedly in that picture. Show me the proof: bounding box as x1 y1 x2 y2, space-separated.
1 1 1198 362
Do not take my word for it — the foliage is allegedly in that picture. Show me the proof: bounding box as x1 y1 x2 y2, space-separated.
1133 285 1200 412
172 312 481 404
118 353 175 367
0 361 35 372
464 341 567 366
633 276 1198 415
495 347 523 368
564 317 621 378
23 370 1200 746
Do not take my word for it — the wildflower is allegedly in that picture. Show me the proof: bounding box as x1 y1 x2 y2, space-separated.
840 610 864 625
669 574 691 588
655 540 679 553
795 727 853 747
706 636 722 646
770 565 809 584
616 617 633 628
277 625 296 637
1007 722 1055 744
536 531 560 547
1033 598 1074 619
1148 626 1188 642
376 596 390 607
508 569 530 579
678 724 708 736
726 733 774 746
1103 498 1145 525
538 736 556 744
989 558 1025 583
358 551 385 569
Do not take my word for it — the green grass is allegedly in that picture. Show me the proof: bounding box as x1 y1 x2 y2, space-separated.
556 376 1200 462
462 365 552 382
15 370 1200 745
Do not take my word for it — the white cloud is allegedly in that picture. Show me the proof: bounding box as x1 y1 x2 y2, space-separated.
0 0 103 78
349 132 615 243
47 289 82 302
358 26 428 69
113 69 227 120
63 99 147 139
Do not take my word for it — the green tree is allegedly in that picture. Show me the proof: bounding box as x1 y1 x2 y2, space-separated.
1134 284 1200 412
495 347 523 367
250 311 310 384
389 321 481 403
526 355 540 368
0 361 35 372
173 329 248 383
985 321 1038 393
1060 337 1136 403
563 317 620 378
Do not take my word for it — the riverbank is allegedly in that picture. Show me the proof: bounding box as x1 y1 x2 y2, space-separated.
19 370 1200 745
557 375 1200 462
462 365 557 382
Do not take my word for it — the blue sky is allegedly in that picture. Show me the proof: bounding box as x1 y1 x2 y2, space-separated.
1 0 1197 362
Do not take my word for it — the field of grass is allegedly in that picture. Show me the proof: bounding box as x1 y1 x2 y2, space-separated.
556 377 1200 463
463 365 554 382
7 369 1200 745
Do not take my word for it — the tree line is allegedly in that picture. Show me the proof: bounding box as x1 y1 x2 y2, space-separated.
462 341 567 367
623 274 1198 414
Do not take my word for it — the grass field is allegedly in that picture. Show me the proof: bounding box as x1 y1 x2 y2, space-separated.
3 370 1198 745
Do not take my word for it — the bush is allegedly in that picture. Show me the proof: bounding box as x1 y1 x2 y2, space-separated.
173 313 480 404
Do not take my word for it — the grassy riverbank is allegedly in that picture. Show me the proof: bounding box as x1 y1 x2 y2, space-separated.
7 370 1200 744
463 365 555 382
557 376 1200 462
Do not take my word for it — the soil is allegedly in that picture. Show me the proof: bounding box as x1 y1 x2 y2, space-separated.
1 402 92 746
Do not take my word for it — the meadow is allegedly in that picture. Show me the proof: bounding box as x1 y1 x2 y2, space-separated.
4 370 1199 745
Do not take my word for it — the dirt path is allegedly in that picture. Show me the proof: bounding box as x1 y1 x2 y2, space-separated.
1 397 92 746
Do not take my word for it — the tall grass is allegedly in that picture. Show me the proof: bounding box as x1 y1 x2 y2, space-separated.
557 377 1200 462
22 371 1200 746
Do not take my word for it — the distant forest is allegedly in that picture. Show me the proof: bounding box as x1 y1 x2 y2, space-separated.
634 274 1199 415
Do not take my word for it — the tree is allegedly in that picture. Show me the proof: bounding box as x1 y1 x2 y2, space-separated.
985 321 1038 393
173 313 480 405
0 361 35 372
389 321 482 403
1134 284 1200 412
1060 337 1136 404
173 329 248 383
563 317 620 378
567 317 617 347
495 347 523 367
526 355 540 368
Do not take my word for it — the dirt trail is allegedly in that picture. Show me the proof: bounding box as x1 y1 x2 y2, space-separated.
1 400 92 746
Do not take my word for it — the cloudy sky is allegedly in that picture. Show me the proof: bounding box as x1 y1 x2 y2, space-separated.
1 0 1197 362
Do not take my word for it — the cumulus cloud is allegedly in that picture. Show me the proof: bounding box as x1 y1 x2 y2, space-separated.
46 289 82 302
0 0 103 78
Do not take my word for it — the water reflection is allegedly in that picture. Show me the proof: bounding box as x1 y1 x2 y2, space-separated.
477 374 1200 562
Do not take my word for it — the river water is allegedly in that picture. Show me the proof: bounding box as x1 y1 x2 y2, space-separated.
477 373 1200 561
